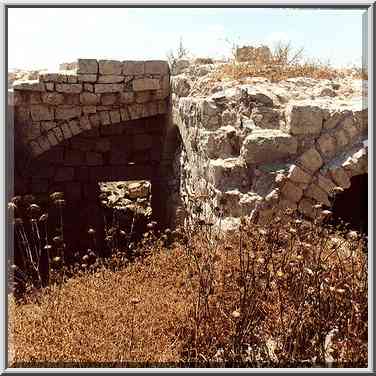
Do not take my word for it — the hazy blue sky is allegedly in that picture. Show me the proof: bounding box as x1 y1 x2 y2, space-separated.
8 7 367 70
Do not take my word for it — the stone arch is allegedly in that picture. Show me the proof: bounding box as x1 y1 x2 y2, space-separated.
11 59 182 252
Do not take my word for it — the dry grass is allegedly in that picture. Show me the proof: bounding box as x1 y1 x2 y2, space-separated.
9 209 368 368
9 245 193 366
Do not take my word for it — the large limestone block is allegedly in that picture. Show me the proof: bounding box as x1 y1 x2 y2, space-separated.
280 180 303 203
56 83 82 94
122 61 145 75
78 59 98 74
41 92 64 105
208 158 250 190
285 103 324 135
304 183 331 207
80 92 100 105
98 60 123 75
287 164 312 184
298 198 315 218
241 129 297 165
342 148 368 177
298 148 323 173
30 105 54 121
133 78 160 91
316 174 337 195
55 106 81 120
329 167 351 189
94 83 123 93
316 133 337 159
97 75 124 83
13 80 45 92
145 60 169 75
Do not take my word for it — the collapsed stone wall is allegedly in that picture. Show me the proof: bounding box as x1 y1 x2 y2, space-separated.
172 72 368 229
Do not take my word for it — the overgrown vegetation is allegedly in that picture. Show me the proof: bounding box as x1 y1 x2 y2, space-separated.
167 38 367 83
8 191 368 367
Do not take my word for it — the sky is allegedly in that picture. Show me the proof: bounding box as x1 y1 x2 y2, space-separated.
8 7 367 71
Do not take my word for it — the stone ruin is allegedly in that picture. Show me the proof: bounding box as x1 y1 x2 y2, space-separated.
9 57 368 237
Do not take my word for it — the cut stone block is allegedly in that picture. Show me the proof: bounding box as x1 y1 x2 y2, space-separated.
285 103 324 135
298 148 323 173
133 78 160 91
77 59 98 74
241 129 297 165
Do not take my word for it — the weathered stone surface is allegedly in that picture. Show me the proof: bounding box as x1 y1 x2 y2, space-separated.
342 116 359 141
82 105 96 114
298 148 323 173
334 129 349 149
29 140 43 156
280 181 303 203
135 91 152 103
99 60 122 75
304 183 331 207
342 148 368 177
77 59 98 74
68 119 81 135
78 74 97 83
39 73 72 83
241 129 297 165
285 103 323 135
84 83 94 92
80 92 99 105
29 92 42 104
60 122 73 139
97 75 124 83
56 83 82 94
298 198 315 218
38 135 51 152
30 105 54 121
127 181 150 199
52 127 64 142
89 113 101 128
24 122 41 141
316 133 336 159
208 158 250 190
41 120 56 132
120 92 134 104
55 167 74 182
133 78 160 91
79 115 92 131
55 106 81 120
101 93 118 105
13 80 45 91
287 165 312 184
109 110 121 123
41 92 64 105
145 60 169 75
323 110 349 130
64 149 85 165
94 83 123 93
45 82 54 91
316 174 337 195
99 111 111 125
236 45 271 63
329 167 351 189
86 151 103 166
122 61 145 75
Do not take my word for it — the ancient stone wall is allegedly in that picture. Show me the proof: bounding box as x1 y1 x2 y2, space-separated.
12 59 170 158
172 73 368 228
10 59 179 231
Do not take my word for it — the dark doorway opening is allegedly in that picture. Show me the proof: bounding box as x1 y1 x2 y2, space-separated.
330 174 368 235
